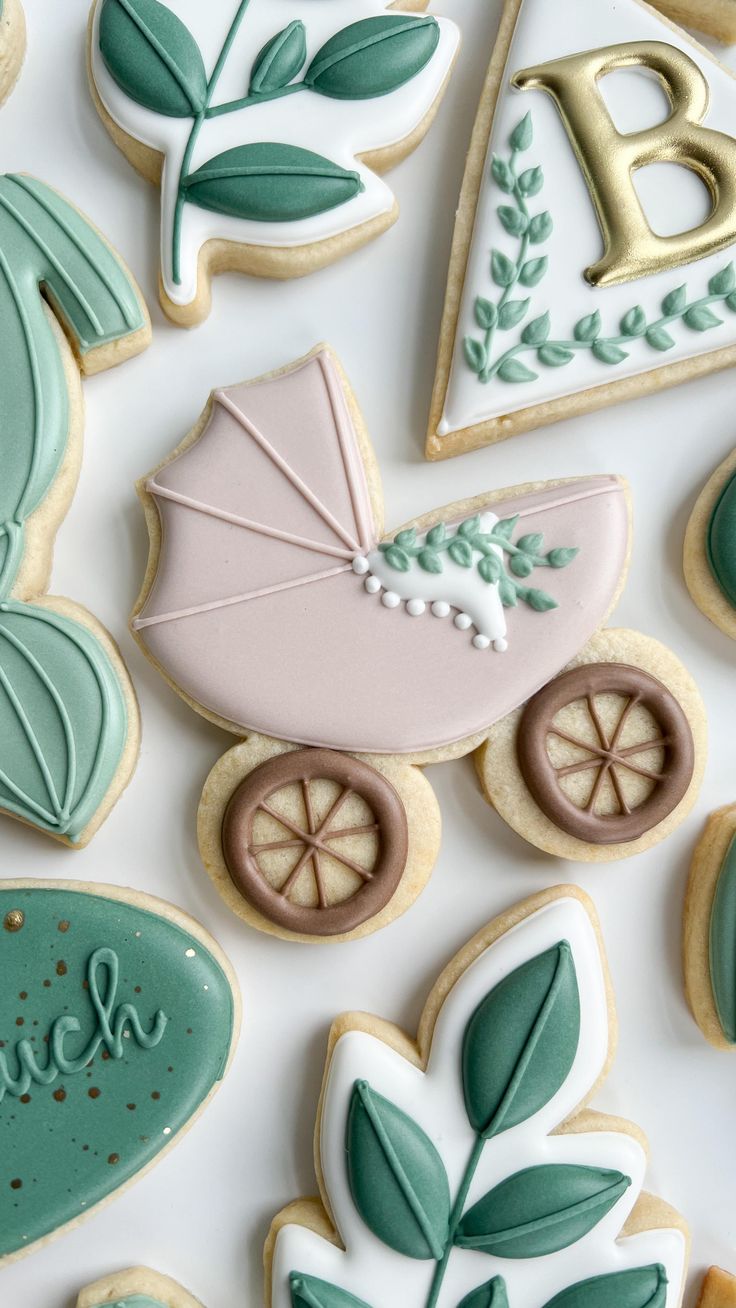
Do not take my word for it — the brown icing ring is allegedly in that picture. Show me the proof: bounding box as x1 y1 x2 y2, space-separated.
221 749 409 936
517 662 695 845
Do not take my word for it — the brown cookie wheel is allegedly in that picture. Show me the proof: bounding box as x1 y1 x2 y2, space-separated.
221 749 409 936
517 663 694 844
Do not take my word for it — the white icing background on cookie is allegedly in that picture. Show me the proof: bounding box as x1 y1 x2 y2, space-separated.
3 2 736 1307
441 0 736 435
89 0 460 307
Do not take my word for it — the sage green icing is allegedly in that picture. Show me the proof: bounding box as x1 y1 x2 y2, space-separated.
250 21 307 95
706 469 736 611
0 172 145 598
542 1265 668 1308
92 1299 167 1308
458 1280 509 1308
0 601 128 842
380 514 578 613
183 143 363 223
346 1079 450 1261
462 941 580 1139
304 15 440 100
0 885 234 1259
454 1163 631 1258
463 112 736 388
99 0 207 117
710 831 736 1043
290 1274 373 1308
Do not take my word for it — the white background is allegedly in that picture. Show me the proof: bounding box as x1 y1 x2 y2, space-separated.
3 2 736 1305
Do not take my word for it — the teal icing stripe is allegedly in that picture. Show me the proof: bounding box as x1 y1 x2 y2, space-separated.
710 831 736 1043
706 468 736 611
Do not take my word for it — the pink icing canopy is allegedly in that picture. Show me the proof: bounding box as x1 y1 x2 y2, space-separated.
134 352 630 755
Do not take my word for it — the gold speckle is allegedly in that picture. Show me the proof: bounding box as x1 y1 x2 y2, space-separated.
53 1088 66 1103
56 961 67 977
151 1091 160 1101
4 910 24 933
57 920 70 933
126 1103 136 1111
18 992 27 1001
88 1087 101 1100
9 1178 22 1191
15 1017 23 1027
107 1153 120 1166
19 1094 30 1105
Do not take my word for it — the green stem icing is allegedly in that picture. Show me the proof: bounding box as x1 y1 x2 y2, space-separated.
426 1135 485 1308
464 113 736 387
172 0 253 285
206 78 307 118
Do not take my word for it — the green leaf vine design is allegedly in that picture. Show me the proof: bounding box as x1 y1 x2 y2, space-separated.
378 513 578 613
99 0 441 285
464 112 736 386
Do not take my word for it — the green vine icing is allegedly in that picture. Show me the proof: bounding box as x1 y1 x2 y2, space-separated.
464 113 736 386
378 513 578 613
98 0 441 285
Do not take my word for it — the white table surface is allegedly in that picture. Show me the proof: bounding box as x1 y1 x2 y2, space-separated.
3 2 736 1305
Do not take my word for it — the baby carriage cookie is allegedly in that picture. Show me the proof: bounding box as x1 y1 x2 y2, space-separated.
266 886 689 1308
427 0 736 460
0 880 239 1266
684 447 736 642
0 0 24 104
87 0 460 326
0 174 151 846
131 347 706 941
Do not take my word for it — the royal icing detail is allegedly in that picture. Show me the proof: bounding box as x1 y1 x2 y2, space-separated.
0 174 147 843
432 0 736 451
271 895 687 1308
132 349 630 754
0 884 236 1263
90 0 460 311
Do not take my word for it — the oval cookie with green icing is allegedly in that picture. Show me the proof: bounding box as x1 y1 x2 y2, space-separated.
0 0 25 105
0 881 239 1266
684 447 736 644
87 0 460 326
683 802 736 1049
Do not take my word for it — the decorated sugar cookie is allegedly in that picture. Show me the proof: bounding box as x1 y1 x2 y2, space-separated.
427 0 736 460
0 880 239 1266
0 0 24 104
654 0 736 43
682 802 736 1049
697 1267 736 1308
88 0 460 326
0 174 150 846
131 347 704 942
266 886 689 1308
684 447 736 641
76 1267 204 1308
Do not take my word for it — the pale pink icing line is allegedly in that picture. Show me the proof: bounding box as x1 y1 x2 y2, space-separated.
214 389 361 554
132 564 353 631
146 480 356 561
511 479 621 519
317 352 376 555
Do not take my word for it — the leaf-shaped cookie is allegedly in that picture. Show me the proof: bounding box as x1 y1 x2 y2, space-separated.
0 602 129 842
99 0 207 116
183 144 363 222
0 881 238 1265
305 15 440 99
346 1080 450 1259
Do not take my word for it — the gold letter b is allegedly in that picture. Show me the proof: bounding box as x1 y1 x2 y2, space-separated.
513 41 736 286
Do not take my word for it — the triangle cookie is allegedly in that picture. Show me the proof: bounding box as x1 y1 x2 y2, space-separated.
427 0 736 459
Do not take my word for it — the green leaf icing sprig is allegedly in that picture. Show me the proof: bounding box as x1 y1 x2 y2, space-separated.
378 513 578 612
98 0 442 285
464 113 736 386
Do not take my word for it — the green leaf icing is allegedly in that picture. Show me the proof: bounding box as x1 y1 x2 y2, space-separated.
463 113 736 386
99 0 207 117
250 21 307 95
709 832 736 1042
462 941 580 1138
454 1163 631 1257
346 1080 450 1260
304 15 440 100
706 469 736 611
0 602 128 842
542 1265 668 1308
290 1274 373 1308
458 1280 509 1308
0 174 145 598
0 885 235 1259
183 143 363 222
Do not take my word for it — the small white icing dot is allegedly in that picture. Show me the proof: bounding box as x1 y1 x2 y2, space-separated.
493 637 509 653
407 599 426 617
352 556 369 575
431 601 450 619
382 591 401 609
438 419 450 436
185 948 196 958
473 634 491 650
454 612 472 630
203 984 209 991
365 576 381 594
163 1126 172 1136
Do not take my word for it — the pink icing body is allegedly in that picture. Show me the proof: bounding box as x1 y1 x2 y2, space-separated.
134 353 630 754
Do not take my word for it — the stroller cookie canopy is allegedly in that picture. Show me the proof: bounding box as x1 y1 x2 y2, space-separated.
133 351 630 755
